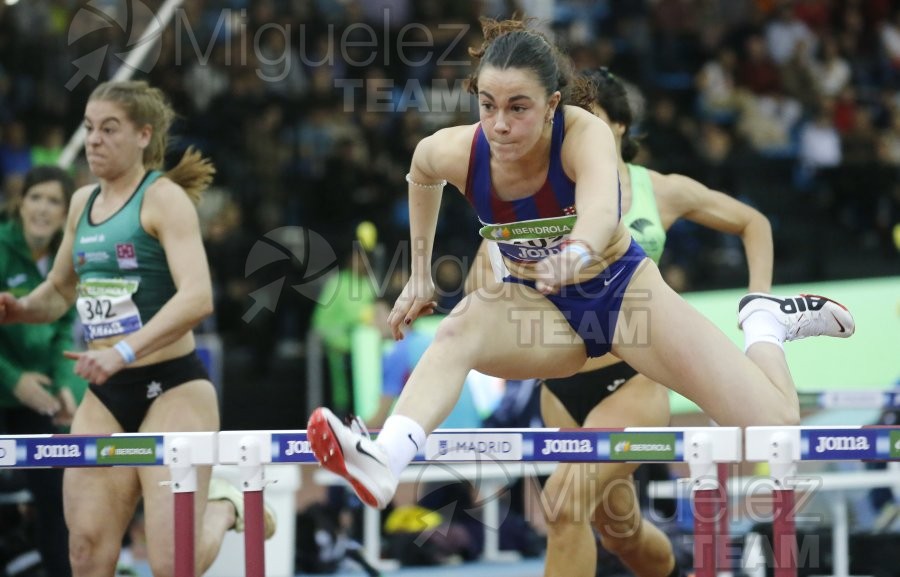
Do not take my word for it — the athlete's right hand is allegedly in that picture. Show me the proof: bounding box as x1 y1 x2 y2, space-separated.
0 293 24 325
387 274 437 341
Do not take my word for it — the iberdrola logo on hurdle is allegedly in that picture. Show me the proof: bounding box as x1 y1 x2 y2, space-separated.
97 438 157 464
890 431 900 460
610 433 676 461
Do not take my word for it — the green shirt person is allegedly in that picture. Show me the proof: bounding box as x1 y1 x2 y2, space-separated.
0 165 85 577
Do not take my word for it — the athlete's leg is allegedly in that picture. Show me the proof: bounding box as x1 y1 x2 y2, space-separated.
392 283 587 431
309 282 588 508
540 375 673 577
65 391 141 577
586 376 676 577
540 387 597 577
137 379 229 577
612 260 800 426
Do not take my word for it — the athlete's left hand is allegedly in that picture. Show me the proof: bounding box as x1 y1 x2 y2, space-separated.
63 348 126 385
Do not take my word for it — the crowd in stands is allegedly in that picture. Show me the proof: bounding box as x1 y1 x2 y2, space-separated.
1 0 898 355
1 3 898 573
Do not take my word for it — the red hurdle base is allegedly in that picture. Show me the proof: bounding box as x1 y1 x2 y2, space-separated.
243 489 266 577
175 491 195 577
693 488 719 577
772 488 797 577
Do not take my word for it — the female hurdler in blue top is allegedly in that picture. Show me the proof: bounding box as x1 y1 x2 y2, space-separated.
466 67 778 577
306 19 855 514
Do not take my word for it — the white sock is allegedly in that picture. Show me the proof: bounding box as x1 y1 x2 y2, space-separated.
742 310 786 352
376 415 426 478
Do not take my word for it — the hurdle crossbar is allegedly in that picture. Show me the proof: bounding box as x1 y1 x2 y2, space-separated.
746 425 900 577
0 427 743 576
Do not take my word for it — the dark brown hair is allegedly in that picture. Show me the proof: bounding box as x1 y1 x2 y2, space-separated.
573 68 641 162
467 17 573 101
10 165 76 251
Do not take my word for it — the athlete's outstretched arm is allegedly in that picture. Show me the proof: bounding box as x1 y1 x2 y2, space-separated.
533 106 622 294
662 173 773 292
387 126 471 339
564 107 621 254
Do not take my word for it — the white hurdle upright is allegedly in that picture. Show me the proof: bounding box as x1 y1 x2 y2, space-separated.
165 433 217 577
746 425 900 577
217 431 276 577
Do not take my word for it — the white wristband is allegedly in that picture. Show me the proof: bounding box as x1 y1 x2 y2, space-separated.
561 242 592 267
114 341 136 364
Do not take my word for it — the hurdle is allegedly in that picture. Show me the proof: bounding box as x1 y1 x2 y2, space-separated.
745 425 900 577
0 427 740 576
0 432 216 577
288 426 742 575
799 390 900 411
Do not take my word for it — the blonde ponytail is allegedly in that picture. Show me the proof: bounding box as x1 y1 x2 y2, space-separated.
164 147 215 204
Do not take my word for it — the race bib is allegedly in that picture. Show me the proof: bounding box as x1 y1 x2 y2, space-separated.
479 215 576 263
76 278 143 341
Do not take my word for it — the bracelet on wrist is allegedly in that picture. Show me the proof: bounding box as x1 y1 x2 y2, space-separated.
114 341 136 365
405 173 447 190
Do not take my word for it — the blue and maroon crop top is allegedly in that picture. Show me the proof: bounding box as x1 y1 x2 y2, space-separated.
464 108 620 263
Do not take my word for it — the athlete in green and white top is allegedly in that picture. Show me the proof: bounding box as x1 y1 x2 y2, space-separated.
466 68 774 577
72 170 177 342
0 81 275 576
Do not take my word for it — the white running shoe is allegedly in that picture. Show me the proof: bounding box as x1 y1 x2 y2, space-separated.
208 477 277 539
738 293 855 341
307 407 398 509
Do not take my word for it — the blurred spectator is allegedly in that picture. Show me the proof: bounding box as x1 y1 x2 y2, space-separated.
738 91 802 155
0 165 86 577
30 124 65 168
832 84 859 133
799 101 842 173
879 106 900 165
738 33 782 95
880 8 900 82
813 35 852 97
642 95 699 176
696 47 742 121
183 44 230 114
311 244 388 415
781 39 820 110
370 321 481 430
765 2 816 65
0 121 32 181
842 107 880 165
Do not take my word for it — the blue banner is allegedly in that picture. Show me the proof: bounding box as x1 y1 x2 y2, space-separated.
272 433 316 463
802 429 881 460
529 431 602 461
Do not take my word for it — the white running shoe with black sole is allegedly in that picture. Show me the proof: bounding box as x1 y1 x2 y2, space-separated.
738 293 855 341
307 407 398 509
